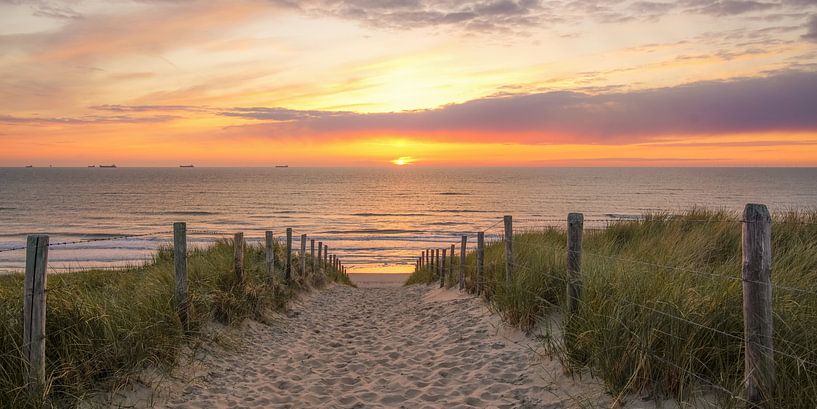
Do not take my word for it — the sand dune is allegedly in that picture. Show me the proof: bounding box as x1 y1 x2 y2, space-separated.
104 284 674 408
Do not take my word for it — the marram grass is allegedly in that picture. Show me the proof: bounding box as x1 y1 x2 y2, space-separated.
0 238 352 408
407 209 817 408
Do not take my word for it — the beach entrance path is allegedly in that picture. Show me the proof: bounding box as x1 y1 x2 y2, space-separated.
153 283 613 408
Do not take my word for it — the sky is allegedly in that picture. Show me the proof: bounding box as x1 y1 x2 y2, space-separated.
1 0 817 167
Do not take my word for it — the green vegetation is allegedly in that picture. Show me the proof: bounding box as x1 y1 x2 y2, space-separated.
407 209 817 408
0 239 352 408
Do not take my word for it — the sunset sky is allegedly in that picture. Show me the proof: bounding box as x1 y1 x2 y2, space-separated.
1 0 817 166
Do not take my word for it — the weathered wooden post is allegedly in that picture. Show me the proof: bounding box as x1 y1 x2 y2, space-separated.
437 249 443 288
430 248 435 271
504 215 513 283
742 203 774 407
285 228 293 283
476 232 485 296
310 239 316 275
459 235 467 290
566 213 583 314
173 223 189 330
442 248 448 286
324 244 329 271
300 234 307 279
234 232 244 283
449 243 455 284
317 241 323 273
421 251 425 269
265 230 274 280
23 234 48 392
426 249 431 269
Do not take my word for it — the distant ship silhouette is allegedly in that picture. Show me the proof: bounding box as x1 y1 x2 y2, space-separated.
180 165 194 168
275 165 289 168
99 164 117 168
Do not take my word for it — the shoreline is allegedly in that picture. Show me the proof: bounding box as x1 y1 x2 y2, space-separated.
348 273 409 287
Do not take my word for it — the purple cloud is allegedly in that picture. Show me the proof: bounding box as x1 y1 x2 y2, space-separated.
222 70 817 144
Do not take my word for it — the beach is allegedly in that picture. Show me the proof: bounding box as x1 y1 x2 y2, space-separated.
103 283 629 408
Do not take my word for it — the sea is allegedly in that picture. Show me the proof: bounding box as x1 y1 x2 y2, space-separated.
1 167 816 273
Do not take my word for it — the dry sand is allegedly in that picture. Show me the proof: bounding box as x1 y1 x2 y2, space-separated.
105 284 680 408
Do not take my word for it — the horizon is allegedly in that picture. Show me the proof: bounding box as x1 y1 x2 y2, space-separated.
2 1 817 166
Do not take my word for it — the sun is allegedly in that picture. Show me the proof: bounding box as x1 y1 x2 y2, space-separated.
391 156 414 166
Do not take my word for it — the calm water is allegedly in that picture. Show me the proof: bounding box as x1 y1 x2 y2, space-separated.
1 167 816 273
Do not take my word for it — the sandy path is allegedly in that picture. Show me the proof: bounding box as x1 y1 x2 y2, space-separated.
154 285 616 408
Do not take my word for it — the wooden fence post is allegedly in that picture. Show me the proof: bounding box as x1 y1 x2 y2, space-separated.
449 243 455 285
426 249 431 269
234 232 244 283
23 234 48 392
285 228 293 283
324 245 328 271
566 213 583 314
504 215 513 283
317 241 323 274
742 203 774 407
459 235 467 290
173 223 188 331
437 249 443 288
310 239 316 275
442 248 448 287
265 231 274 280
477 232 484 296
300 234 307 279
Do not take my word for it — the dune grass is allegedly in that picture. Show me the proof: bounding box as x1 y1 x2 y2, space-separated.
407 209 817 408
0 238 352 408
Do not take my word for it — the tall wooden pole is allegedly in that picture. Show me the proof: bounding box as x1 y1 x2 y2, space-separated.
476 232 485 296
265 230 274 280
503 215 513 283
300 234 307 279
566 213 583 314
442 248 448 287
459 235 467 290
437 249 443 288
234 232 244 283
449 244 455 285
317 241 323 273
173 223 188 331
742 203 774 407
310 239 316 275
23 234 48 392
285 228 293 283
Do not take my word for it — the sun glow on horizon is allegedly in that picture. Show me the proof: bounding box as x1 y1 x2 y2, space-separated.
391 157 414 166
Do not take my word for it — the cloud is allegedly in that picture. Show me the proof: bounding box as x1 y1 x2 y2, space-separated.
0 114 179 124
686 0 778 16
292 0 551 32
221 70 817 144
218 107 353 121
90 104 208 113
804 15 817 42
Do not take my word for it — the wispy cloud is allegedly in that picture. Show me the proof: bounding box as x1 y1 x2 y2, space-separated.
290 0 550 32
804 15 817 42
0 114 179 125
